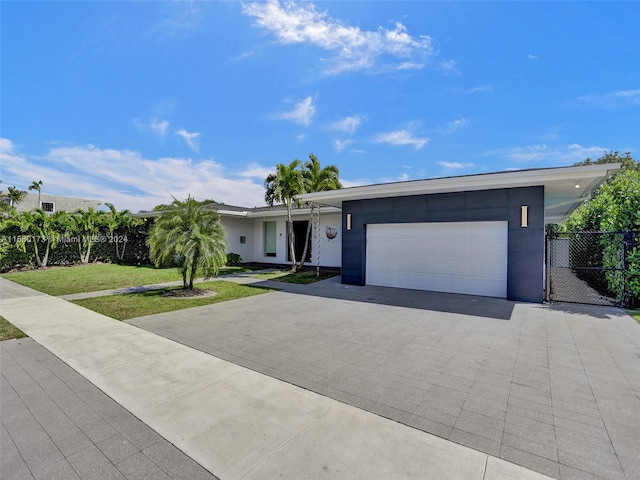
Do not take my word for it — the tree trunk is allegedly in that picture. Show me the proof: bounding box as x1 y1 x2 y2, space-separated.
118 239 128 263
33 240 43 268
287 201 297 272
181 267 188 289
297 205 314 270
41 241 51 268
188 252 198 290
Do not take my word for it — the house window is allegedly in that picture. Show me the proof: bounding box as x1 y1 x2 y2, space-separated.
264 221 276 257
41 202 55 213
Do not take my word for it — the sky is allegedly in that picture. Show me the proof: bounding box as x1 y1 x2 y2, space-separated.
1 1 638 212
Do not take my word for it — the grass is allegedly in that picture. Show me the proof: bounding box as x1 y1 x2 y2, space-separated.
71 280 272 320
629 310 640 323
250 269 340 284
0 315 26 341
1 263 260 296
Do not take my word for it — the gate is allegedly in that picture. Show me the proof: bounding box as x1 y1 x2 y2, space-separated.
545 231 638 308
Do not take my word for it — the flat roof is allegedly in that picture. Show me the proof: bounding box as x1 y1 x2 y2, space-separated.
298 164 621 223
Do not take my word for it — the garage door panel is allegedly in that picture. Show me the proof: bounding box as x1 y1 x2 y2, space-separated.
366 222 508 298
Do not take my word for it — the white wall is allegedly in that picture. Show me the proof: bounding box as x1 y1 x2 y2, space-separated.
243 212 342 267
220 216 254 263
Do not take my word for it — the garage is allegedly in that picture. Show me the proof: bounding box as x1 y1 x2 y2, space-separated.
366 221 508 298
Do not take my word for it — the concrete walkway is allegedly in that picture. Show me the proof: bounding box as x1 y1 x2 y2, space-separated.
0 277 552 480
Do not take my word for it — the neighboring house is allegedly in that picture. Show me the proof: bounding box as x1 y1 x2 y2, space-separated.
1 192 102 213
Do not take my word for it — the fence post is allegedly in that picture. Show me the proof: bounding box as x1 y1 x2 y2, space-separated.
545 233 551 303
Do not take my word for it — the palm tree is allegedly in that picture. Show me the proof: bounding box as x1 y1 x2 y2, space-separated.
5 209 69 267
71 207 105 264
264 160 305 271
147 196 227 290
6 186 27 207
103 203 143 262
28 180 43 208
297 154 342 269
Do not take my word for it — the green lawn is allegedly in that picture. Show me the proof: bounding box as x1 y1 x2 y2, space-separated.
71 280 272 320
0 315 26 341
629 310 640 323
251 269 340 284
2 264 258 296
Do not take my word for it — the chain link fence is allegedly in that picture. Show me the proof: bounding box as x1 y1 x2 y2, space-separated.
546 231 639 308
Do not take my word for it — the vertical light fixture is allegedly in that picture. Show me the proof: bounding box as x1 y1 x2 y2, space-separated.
346 213 352 231
521 205 528 228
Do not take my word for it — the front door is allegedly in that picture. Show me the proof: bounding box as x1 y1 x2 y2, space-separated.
288 221 311 263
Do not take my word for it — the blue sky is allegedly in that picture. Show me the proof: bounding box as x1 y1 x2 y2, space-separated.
1 1 638 212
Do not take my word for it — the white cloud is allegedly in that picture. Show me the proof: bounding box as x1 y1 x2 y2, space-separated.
276 96 316 126
134 117 170 138
176 129 200 153
577 88 640 108
243 1 434 74
238 163 275 179
437 161 474 171
334 139 354 153
0 139 266 212
151 118 169 137
437 59 458 73
374 129 429 151
441 117 469 135
528 54 538 60
330 115 362 135
485 143 607 164
465 85 493 94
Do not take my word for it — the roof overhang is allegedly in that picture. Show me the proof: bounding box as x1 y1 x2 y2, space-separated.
298 164 620 224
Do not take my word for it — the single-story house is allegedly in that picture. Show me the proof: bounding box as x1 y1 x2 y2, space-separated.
147 164 620 303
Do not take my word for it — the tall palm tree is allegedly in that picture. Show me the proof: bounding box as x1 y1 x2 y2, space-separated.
28 180 43 208
147 196 227 289
297 154 342 269
264 160 304 271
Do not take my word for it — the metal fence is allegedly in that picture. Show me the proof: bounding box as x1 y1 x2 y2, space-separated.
545 231 638 308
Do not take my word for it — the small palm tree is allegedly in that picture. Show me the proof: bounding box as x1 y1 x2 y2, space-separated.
28 180 43 208
5 209 70 267
264 160 304 271
6 186 27 207
147 196 227 289
103 203 143 262
298 154 342 269
71 207 105 264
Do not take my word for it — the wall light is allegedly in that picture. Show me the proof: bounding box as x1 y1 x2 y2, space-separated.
575 181 581 189
521 206 528 228
346 213 352 231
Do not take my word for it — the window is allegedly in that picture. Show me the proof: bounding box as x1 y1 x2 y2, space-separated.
41 202 55 213
264 221 276 257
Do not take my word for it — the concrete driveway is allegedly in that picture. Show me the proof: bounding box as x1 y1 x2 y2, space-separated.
129 276 640 480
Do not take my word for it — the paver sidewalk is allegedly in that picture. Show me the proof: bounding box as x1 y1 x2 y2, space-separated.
0 277 552 480
1 338 218 480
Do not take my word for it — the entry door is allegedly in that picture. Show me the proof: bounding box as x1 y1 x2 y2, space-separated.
366 222 508 298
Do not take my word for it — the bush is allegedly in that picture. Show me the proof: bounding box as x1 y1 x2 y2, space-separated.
226 252 242 266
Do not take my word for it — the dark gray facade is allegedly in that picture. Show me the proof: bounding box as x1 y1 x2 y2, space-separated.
341 186 545 303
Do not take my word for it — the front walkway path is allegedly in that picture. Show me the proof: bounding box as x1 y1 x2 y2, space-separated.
1 277 551 480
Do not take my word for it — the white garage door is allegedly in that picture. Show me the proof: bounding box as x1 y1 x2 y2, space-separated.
366 222 508 298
